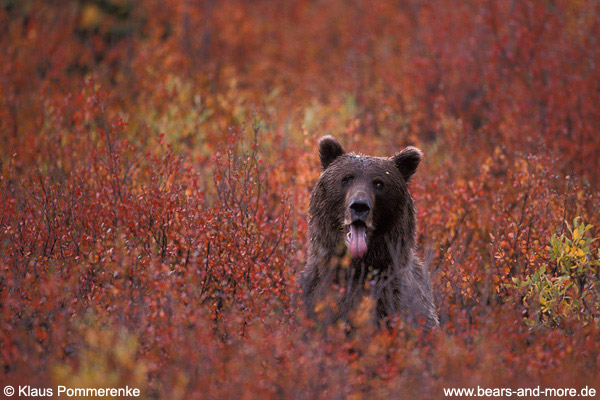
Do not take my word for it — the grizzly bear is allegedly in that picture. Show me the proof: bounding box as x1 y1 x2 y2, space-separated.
299 136 438 330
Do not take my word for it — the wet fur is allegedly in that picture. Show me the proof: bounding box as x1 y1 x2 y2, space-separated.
300 137 438 330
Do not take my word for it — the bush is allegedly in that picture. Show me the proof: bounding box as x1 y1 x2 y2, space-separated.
511 218 600 328
2 1 600 398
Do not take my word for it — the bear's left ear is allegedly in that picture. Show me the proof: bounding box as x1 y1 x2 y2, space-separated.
392 146 422 182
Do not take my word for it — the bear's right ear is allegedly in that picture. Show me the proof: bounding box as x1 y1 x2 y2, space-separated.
392 146 422 182
318 136 345 170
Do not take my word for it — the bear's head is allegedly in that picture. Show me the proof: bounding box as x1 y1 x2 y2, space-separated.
313 135 422 259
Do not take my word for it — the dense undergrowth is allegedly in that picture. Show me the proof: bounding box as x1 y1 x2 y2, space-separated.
1 1 600 398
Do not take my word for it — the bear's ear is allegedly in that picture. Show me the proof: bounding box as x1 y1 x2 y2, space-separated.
392 146 422 182
318 136 345 169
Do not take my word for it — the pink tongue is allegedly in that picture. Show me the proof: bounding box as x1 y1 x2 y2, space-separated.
347 224 368 258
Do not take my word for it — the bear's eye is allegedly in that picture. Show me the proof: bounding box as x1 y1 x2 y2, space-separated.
373 179 384 190
341 175 354 186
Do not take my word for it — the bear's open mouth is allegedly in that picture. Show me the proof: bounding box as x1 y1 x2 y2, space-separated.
346 221 368 258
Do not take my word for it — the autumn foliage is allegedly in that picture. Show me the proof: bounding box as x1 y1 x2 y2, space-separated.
1 1 600 398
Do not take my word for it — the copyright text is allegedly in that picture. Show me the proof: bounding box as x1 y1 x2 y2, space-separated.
3 385 140 397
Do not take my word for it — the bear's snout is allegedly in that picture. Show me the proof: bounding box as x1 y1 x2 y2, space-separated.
349 199 371 219
345 189 373 259
345 186 374 228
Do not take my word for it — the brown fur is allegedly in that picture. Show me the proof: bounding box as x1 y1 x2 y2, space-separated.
299 136 438 330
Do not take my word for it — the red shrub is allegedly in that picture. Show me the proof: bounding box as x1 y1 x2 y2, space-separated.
1 1 600 398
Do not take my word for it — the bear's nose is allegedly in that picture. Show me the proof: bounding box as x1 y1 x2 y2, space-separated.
350 200 371 219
